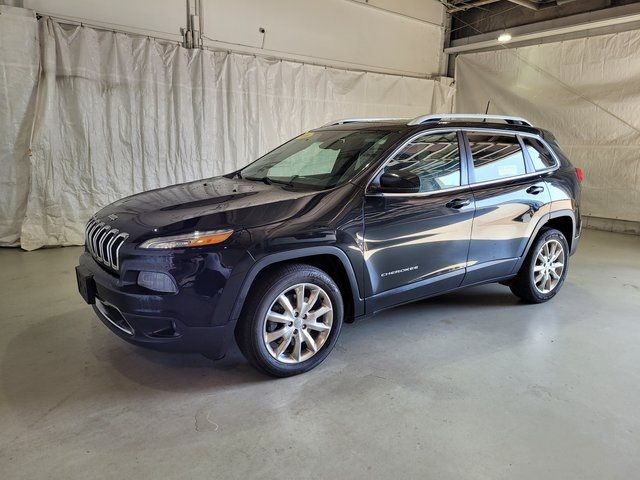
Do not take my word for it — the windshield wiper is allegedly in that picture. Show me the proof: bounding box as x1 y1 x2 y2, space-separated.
267 175 300 187
284 175 299 187
244 176 273 185
244 175 304 187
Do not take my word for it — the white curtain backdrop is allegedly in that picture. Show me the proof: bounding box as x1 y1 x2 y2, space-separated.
455 31 640 223
4 17 454 250
0 7 39 246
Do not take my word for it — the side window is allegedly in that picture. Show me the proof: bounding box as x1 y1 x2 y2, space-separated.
467 133 526 183
380 132 461 193
523 137 556 171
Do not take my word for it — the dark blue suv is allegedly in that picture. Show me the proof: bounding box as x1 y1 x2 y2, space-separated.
76 114 583 376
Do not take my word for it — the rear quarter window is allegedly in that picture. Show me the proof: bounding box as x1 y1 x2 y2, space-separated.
523 137 557 171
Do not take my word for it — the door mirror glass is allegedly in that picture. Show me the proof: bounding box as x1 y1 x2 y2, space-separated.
379 170 421 194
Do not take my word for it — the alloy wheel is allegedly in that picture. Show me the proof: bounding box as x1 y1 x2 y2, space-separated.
262 283 333 364
533 239 565 294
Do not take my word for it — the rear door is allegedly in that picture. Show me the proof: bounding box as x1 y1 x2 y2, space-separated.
462 130 552 285
363 130 475 310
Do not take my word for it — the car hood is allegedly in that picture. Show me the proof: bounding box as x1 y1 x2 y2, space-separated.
95 175 344 241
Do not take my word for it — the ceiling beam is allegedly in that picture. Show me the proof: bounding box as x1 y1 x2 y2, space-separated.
446 0 501 13
445 3 640 53
506 0 550 10
506 0 579 10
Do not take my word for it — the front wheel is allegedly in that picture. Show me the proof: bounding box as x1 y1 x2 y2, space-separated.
510 228 569 303
235 264 344 377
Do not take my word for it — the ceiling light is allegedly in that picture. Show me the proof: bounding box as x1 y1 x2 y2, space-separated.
498 32 512 43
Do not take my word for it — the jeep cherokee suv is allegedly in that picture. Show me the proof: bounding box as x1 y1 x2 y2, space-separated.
76 113 583 376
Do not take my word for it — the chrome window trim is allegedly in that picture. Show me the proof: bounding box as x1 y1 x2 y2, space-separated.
365 127 560 198
367 184 471 198
468 168 556 190
520 135 559 172
465 128 560 188
365 128 460 198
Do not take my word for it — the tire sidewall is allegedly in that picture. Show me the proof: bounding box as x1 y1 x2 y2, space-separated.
250 268 344 376
527 229 569 302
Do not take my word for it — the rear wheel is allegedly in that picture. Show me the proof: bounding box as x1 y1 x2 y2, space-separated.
235 263 344 377
510 228 569 303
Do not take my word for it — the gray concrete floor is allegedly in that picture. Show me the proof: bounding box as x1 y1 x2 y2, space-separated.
1 229 639 480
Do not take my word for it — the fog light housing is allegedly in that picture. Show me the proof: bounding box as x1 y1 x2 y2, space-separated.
137 271 178 293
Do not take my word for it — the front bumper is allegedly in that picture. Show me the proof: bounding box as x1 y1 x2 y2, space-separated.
77 246 252 358
90 296 233 358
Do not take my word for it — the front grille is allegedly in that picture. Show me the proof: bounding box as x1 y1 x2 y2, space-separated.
85 217 129 271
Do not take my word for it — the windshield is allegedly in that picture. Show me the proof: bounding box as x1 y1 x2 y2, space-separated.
240 129 400 189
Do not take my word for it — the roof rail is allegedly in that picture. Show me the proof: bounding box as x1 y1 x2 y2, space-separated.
407 114 533 127
322 117 406 127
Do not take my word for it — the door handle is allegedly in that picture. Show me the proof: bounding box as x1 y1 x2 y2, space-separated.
526 185 545 195
445 198 471 209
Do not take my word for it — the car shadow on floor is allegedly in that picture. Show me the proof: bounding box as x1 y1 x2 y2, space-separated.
1 281 585 425
420 285 522 307
0 307 268 413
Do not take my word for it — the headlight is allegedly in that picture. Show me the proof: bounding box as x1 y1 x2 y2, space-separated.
139 229 234 249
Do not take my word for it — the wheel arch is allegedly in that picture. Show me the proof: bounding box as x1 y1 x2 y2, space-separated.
544 215 574 251
514 209 576 273
230 247 364 324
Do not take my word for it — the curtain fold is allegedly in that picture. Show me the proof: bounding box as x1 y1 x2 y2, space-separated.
10 17 454 250
455 31 640 223
0 7 39 246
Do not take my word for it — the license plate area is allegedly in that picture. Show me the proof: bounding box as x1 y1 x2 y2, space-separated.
76 265 96 304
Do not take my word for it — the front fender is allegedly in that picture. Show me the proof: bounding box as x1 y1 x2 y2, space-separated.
224 246 364 325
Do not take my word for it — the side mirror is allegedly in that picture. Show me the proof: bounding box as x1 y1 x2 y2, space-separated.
378 170 420 194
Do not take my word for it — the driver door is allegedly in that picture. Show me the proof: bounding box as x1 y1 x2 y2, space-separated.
363 131 475 311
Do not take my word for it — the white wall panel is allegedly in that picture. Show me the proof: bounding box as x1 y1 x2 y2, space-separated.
22 0 445 76
23 0 185 40
202 0 444 76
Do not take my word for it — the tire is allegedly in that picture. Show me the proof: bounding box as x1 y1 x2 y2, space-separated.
510 228 569 304
235 263 344 377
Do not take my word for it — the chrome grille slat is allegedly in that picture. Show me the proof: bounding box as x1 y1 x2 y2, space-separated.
85 219 93 250
92 222 105 257
98 225 112 263
113 233 129 270
84 217 129 271
87 220 101 256
104 229 119 267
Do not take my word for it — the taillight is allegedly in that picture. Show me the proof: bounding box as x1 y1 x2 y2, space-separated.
575 167 584 183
